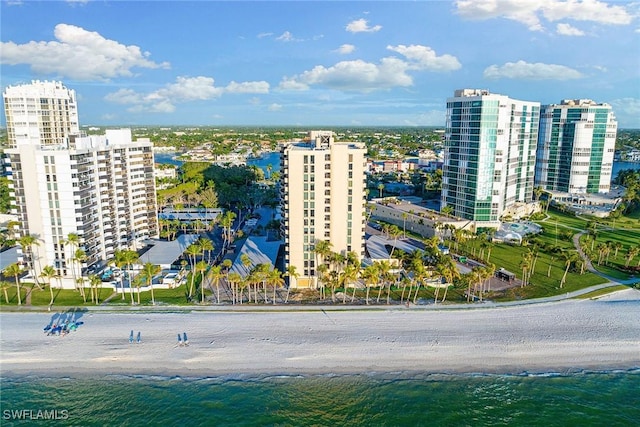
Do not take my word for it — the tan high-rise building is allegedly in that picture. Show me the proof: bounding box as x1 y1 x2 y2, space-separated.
280 131 367 288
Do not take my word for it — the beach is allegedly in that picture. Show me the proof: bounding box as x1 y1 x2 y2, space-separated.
1 289 639 378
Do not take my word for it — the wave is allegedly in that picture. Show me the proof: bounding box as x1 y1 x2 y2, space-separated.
4 367 638 385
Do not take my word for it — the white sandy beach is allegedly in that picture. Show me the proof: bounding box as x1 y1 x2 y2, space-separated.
1 289 639 378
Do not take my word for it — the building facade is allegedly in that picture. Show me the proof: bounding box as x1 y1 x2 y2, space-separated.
280 131 367 288
535 99 617 194
3 81 158 287
3 80 80 148
442 89 540 225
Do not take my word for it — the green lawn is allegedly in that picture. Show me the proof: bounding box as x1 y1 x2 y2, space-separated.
572 285 629 299
537 209 589 231
0 283 195 309
578 227 640 280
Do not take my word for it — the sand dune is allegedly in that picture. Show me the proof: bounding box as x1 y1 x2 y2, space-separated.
1 289 639 378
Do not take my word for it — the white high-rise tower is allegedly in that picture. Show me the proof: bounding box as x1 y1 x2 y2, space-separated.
3 81 158 287
3 80 80 148
442 89 540 225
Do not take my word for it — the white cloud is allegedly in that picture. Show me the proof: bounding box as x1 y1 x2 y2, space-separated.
543 0 632 25
455 0 632 31
276 31 301 42
279 58 413 92
483 60 583 80
257 32 273 38
608 98 640 128
556 23 585 36
0 23 170 80
268 103 283 111
105 76 269 113
387 44 462 72
226 81 269 94
279 44 460 92
345 18 382 33
335 44 356 54
278 77 311 91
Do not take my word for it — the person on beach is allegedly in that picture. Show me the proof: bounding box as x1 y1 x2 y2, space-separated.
136 331 141 344
177 334 183 346
183 332 188 346
129 330 134 344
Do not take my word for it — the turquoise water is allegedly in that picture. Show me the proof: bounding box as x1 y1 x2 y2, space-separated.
2 372 638 426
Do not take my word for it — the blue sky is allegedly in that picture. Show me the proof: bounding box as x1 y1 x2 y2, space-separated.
1 0 639 127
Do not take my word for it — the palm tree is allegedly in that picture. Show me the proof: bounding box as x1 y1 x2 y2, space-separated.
387 225 402 259
115 249 140 304
377 182 384 198
1 281 12 303
341 261 360 304
197 237 215 264
560 251 579 288
39 265 59 308
141 262 161 305
361 264 378 305
625 246 639 267
88 274 102 304
19 234 41 289
209 265 223 303
185 243 202 299
436 255 459 303
195 260 209 303
313 240 333 290
374 260 392 304
2 263 23 305
219 210 236 249
65 232 80 285
228 271 242 304
268 268 284 304
73 248 87 301
284 265 299 303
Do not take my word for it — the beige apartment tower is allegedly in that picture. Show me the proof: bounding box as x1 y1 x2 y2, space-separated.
280 131 367 288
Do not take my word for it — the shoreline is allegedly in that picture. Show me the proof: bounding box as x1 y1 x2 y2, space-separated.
2 289 639 379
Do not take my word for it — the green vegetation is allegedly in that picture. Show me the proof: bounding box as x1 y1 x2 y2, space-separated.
0 176 12 213
572 285 629 299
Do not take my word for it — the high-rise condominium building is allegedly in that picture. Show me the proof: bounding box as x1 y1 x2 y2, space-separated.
535 99 617 194
3 80 80 148
3 81 158 287
442 89 540 224
280 131 367 288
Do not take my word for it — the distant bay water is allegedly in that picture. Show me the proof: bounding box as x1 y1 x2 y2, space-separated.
153 151 281 175
2 372 638 425
612 161 640 178
155 152 638 184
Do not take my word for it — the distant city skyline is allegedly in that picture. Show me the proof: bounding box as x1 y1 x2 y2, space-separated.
1 1 638 128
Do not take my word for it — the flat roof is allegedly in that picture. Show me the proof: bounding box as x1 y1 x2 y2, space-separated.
139 234 200 266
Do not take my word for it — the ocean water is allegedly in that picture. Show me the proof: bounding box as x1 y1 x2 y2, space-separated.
2 372 639 426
